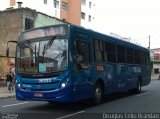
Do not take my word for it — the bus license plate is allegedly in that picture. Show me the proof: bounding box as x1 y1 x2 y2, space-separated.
34 92 43 97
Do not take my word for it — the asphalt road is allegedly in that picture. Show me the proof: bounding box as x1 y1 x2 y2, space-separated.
0 80 160 119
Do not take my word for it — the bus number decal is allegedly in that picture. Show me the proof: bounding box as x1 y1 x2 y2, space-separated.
96 65 104 71
39 79 51 84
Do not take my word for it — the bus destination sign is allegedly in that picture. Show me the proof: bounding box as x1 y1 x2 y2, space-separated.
22 26 67 40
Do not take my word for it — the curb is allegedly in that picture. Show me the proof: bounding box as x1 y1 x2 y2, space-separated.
0 95 15 100
152 79 160 80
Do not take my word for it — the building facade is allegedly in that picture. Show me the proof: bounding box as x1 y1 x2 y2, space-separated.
150 48 160 75
81 0 95 29
0 0 95 28
0 7 65 56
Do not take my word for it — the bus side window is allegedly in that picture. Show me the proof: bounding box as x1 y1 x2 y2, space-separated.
74 40 90 71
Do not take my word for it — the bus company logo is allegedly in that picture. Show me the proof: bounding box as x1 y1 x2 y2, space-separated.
23 84 32 88
39 78 52 84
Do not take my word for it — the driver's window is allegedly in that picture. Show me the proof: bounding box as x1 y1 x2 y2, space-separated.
74 40 90 70
24 48 30 57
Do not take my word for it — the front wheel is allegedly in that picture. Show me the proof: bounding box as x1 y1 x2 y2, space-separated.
93 82 103 105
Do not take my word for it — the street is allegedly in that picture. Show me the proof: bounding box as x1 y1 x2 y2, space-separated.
0 80 160 119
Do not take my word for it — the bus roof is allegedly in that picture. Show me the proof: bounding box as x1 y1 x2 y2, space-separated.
69 24 149 52
20 23 149 52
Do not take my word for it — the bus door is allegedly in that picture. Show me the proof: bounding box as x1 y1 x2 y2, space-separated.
72 33 92 100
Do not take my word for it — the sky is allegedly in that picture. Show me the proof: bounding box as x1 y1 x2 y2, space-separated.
94 0 160 49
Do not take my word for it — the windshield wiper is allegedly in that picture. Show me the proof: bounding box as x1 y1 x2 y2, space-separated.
42 36 56 63
34 44 37 66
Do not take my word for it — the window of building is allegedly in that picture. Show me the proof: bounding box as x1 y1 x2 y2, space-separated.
81 12 86 20
81 0 86 6
154 68 159 74
25 18 34 30
44 0 47 4
89 2 92 8
62 1 68 11
54 0 59 9
88 15 91 22
10 0 16 6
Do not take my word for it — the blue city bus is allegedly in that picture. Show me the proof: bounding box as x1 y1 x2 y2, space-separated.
9 24 151 104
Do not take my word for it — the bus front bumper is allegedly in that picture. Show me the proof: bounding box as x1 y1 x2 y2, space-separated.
16 87 73 102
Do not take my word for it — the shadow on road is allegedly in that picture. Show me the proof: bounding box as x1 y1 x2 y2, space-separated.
24 90 149 113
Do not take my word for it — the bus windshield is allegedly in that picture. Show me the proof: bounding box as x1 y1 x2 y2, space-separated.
16 37 68 74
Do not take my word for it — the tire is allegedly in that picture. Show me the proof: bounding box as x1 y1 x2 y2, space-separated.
93 82 103 105
135 80 142 94
48 101 54 104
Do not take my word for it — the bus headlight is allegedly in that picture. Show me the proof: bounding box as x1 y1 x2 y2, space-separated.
15 79 21 88
60 78 70 89
61 83 66 88
18 83 21 88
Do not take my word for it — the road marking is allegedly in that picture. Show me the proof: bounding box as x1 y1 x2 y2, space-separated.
56 111 85 119
2 102 29 108
136 92 151 97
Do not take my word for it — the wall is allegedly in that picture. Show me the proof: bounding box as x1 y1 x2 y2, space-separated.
0 8 36 77
68 0 81 25
80 0 96 29
0 9 23 56
60 0 68 22
0 9 22 78
0 58 7 79
0 8 66 56
60 0 81 26
35 12 65 27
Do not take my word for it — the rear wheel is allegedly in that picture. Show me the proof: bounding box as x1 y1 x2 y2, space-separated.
135 80 142 94
93 82 103 105
48 101 54 104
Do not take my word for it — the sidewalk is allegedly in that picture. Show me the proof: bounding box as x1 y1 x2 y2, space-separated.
151 74 160 80
0 87 15 99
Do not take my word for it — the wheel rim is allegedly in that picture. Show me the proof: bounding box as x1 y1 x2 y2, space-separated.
138 82 141 91
94 85 102 103
137 81 141 93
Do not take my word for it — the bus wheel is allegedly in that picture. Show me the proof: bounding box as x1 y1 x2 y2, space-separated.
135 80 142 94
48 101 54 104
93 82 103 105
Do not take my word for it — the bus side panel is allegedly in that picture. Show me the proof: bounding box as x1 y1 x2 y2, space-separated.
126 65 151 90
70 28 94 102
141 65 151 86
103 63 118 94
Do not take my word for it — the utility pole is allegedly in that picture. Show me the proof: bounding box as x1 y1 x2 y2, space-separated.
148 35 150 49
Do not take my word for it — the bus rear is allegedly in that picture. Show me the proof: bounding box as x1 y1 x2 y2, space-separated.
15 25 73 102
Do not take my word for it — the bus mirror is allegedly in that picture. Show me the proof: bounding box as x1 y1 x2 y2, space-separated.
6 40 17 57
6 48 9 57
